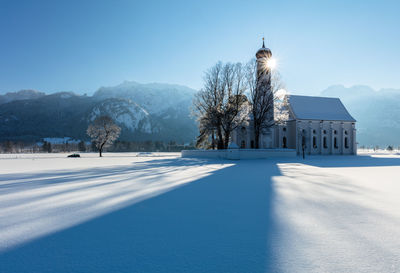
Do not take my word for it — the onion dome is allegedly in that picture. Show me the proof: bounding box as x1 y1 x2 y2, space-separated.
256 38 272 59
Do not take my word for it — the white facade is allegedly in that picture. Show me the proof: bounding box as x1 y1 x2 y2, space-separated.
232 95 357 155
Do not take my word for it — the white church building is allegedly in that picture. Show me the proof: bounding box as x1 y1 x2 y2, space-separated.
231 42 357 155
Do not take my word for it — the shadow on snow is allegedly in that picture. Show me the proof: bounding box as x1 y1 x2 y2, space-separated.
0 157 283 273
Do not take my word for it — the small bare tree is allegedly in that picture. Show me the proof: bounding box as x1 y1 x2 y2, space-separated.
246 58 285 148
87 116 121 157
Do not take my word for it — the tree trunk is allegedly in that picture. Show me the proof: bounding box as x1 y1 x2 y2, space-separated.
254 132 260 149
224 130 230 149
254 122 260 149
99 142 105 157
211 131 215 150
217 125 224 150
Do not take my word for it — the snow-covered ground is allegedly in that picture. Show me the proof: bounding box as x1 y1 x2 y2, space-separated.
0 152 399 272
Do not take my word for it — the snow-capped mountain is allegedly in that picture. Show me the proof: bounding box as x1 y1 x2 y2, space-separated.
0 90 45 104
1 82 399 147
94 81 195 115
89 98 152 133
0 82 198 143
320 85 400 147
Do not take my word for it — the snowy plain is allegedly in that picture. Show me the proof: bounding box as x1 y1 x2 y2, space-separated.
0 152 399 273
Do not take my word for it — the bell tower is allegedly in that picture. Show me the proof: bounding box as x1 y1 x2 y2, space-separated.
255 37 274 128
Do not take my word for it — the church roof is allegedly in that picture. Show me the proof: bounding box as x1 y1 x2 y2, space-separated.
287 95 356 122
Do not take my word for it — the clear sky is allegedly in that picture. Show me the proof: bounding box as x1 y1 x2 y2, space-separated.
1 0 399 95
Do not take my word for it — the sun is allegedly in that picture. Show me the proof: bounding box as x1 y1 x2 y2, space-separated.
266 57 277 70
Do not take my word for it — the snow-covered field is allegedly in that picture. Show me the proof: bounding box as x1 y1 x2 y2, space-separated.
0 152 399 273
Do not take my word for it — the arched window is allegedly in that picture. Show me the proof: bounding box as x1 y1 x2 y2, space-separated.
241 140 246 149
323 136 327 148
313 129 316 134
283 127 287 132
323 130 327 134
282 137 287 148
250 140 255 149
334 130 337 135
313 136 317 148
344 130 348 135
334 137 338 149
345 137 349 149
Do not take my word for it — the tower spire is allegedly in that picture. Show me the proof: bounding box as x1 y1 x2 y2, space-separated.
262 37 265 48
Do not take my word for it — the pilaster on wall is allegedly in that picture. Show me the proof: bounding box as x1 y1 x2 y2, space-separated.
308 121 312 155
319 121 323 155
330 122 334 155
341 122 345 154
352 123 357 155
296 121 300 154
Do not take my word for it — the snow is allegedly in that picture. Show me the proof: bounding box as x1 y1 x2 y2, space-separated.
42 137 81 144
60 94 72 99
288 95 356 121
89 99 151 133
0 152 400 272
228 142 239 149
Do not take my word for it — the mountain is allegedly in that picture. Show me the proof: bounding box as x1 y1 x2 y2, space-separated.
320 85 400 147
92 81 198 142
0 82 198 143
94 81 195 114
0 90 45 104
3 81 397 147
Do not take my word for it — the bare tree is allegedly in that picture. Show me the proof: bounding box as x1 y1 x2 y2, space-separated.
246 58 284 148
192 62 224 149
87 116 121 157
220 63 249 148
193 62 249 149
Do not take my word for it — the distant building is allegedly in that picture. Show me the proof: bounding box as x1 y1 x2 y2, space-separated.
231 41 357 155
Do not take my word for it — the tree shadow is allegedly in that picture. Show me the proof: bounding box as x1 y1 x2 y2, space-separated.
296 154 400 168
0 158 283 273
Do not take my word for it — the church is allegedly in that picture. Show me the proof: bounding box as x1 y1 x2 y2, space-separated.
231 41 357 155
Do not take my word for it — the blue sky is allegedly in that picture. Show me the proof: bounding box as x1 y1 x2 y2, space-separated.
0 0 399 95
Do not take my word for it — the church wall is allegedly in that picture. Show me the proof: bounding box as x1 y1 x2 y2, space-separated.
320 122 332 155
228 119 355 155
309 121 321 155
342 122 355 155
233 121 257 149
286 121 297 149
295 121 308 154
330 122 340 155
294 120 355 155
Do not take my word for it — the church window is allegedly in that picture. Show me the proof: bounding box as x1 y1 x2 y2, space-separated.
344 130 348 135
345 137 349 149
283 127 287 132
334 130 337 134
323 130 327 134
282 137 287 148
241 140 246 149
241 127 246 134
313 136 317 149
334 137 338 149
250 140 255 148
313 129 316 134
323 137 327 148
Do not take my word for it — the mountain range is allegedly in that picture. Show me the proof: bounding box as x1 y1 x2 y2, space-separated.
0 81 198 143
0 82 399 147
320 85 400 147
